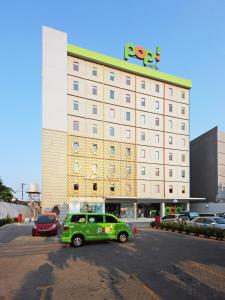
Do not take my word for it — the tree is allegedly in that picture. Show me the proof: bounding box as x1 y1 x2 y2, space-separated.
0 178 14 202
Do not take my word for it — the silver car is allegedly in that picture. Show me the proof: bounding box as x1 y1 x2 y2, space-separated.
161 214 188 223
190 217 225 230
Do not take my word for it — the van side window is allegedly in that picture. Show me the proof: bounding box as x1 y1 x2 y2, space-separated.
71 215 86 223
88 215 103 223
105 215 118 223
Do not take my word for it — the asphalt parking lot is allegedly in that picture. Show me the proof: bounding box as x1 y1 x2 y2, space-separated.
0 223 225 300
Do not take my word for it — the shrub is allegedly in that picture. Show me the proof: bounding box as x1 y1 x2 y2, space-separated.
185 224 192 235
192 226 201 236
150 221 155 228
214 228 224 241
0 216 17 227
171 222 177 232
177 221 185 233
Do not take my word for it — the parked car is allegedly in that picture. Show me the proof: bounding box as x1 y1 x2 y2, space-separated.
199 213 216 217
32 212 59 236
161 214 188 222
190 216 225 230
180 211 199 220
61 213 132 247
216 212 225 218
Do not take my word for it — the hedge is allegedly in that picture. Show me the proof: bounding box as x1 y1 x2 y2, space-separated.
150 221 224 240
0 216 18 227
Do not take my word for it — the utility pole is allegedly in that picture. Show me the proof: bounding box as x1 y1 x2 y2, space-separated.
21 183 26 201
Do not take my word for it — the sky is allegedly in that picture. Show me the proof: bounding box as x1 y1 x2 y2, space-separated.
0 0 225 198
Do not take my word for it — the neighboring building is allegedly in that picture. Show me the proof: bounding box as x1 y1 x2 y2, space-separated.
42 26 194 221
190 127 225 213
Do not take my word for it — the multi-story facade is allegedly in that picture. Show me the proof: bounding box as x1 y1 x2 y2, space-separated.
190 126 225 203
42 26 193 220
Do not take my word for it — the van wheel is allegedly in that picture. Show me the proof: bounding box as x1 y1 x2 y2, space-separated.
117 232 128 243
71 235 84 247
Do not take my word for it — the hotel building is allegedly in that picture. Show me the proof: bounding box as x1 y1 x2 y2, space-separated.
42 26 193 220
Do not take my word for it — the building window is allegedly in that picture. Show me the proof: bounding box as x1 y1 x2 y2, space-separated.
141 97 146 107
73 100 79 111
169 152 173 161
141 149 145 158
181 91 185 99
110 108 115 118
141 167 146 175
169 136 173 145
169 103 173 112
92 124 97 134
110 127 115 136
126 94 131 103
73 81 79 91
126 130 131 139
73 62 79 71
141 184 145 193
155 84 159 93
169 87 173 96
126 166 131 175
155 118 159 126
181 123 185 130
110 145 115 155
92 66 97 76
181 107 185 115
169 185 173 193
110 184 115 192
92 86 97 95
110 72 115 81
91 163 98 174
73 162 80 173
110 90 115 99
182 186 185 194
155 134 160 143
73 183 79 191
141 80 145 89
155 151 160 160
92 105 97 114
141 132 145 141
126 147 131 156
182 138 186 146
155 184 160 193
141 114 146 124
181 153 185 162
169 120 173 129
126 76 131 85
169 169 173 177
92 143 98 154
110 164 115 174
155 168 160 176
155 101 159 109
73 141 79 152
181 170 185 178
73 121 79 131
93 183 98 191
126 111 131 121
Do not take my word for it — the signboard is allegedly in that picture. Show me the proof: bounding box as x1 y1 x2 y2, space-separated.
124 43 160 68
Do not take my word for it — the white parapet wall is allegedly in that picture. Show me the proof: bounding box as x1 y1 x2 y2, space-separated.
0 202 33 219
190 202 225 214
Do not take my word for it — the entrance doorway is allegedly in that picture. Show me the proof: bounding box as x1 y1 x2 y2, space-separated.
105 203 120 218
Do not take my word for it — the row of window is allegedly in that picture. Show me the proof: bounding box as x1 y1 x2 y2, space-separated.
72 62 186 99
73 100 187 120
73 81 187 104
73 182 186 194
73 121 187 144
72 142 187 162
73 160 186 178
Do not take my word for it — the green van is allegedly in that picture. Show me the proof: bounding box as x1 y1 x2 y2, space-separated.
61 213 133 247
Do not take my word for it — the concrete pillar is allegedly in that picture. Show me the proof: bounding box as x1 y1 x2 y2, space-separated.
186 202 190 211
134 202 137 219
160 202 165 217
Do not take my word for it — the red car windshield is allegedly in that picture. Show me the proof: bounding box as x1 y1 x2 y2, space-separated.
36 215 56 224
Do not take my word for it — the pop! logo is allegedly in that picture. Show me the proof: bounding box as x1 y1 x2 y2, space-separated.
124 43 160 67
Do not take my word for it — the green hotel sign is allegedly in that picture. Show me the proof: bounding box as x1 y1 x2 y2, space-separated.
124 43 160 68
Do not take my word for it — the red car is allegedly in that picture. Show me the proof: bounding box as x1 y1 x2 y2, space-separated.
32 213 58 236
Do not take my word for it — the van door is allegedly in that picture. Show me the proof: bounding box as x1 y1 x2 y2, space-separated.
104 214 119 240
86 214 104 240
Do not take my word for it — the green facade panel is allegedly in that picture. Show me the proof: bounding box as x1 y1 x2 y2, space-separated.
67 44 192 89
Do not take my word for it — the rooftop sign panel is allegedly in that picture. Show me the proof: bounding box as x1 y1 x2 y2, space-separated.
67 44 192 89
